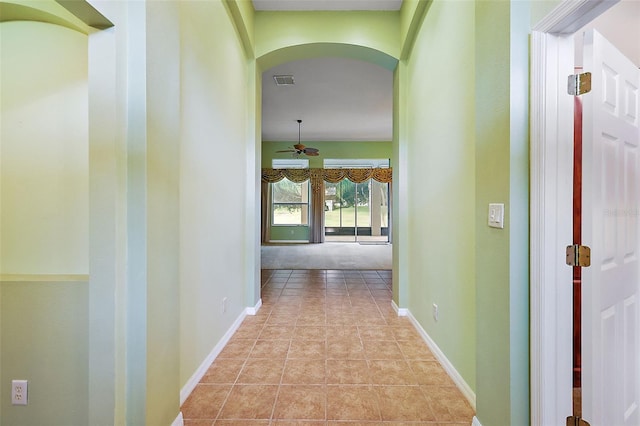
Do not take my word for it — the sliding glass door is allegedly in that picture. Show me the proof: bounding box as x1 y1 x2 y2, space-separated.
324 179 388 242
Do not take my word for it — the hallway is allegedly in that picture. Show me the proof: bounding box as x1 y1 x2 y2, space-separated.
180 270 474 424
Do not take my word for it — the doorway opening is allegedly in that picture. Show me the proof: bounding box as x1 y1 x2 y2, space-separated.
324 178 389 243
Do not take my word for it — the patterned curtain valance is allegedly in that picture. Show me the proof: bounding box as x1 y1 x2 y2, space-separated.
261 168 392 184
261 168 311 183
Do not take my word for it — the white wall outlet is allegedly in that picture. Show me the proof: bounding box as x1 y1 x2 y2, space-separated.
432 303 439 322
488 203 505 229
222 297 228 313
12 380 28 405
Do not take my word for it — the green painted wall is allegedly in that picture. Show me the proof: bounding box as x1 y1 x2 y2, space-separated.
1 280 89 426
145 1 181 424
262 141 392 168
0 17 90 426
403 0 476 393
255 10 400 67
179 0 250 393
0 21 88 275
474 1 530 425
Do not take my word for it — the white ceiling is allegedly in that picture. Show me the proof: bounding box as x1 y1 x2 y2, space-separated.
256 0 399 143
262 57 393 142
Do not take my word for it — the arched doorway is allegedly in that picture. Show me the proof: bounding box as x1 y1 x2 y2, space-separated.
254 43 398 297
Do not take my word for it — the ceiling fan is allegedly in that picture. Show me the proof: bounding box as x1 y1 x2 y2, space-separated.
276 119 320 157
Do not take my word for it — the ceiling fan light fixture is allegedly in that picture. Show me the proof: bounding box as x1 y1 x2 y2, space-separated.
273 74 295 86
274 119 320 158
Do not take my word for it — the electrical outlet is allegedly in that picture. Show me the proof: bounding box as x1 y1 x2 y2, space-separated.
12 380 28 406
222 297 228 313
432 304 439 322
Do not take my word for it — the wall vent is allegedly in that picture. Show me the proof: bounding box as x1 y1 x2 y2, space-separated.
273 75 295 86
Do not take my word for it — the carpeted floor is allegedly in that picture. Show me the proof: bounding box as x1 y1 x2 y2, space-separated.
261 242 392 270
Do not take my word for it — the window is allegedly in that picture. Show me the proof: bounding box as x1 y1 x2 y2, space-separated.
272 178 310 225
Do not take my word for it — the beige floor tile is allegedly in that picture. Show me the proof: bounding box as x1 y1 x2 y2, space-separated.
356 316 388 326
326 326 360 340
218 385 278 420
390 326 421 340
409 361 452 386
182 269 475 424
376 386 436 422
362 340 404 360
297 314 328 326
327 422 384 426
237 358 285 384
358 325 396 340
282 358 326 384
326 385 381 421
184 420 214 426
422 385 475 422
217 339 254 359
241 314 269 325
367 359 418 385
294 325 327 340
201 359 245 384
259 325 296 339
396 340 436 360
288 339 326 359
233 323 265 340
273 385 326 420
327 338 366 359
181 384 231 420
250 339 290 358
326 359 370 384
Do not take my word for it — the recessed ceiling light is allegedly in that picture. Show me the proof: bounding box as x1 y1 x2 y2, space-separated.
273 75 295 86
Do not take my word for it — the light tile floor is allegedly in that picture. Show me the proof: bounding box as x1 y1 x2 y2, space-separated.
181 270 475 425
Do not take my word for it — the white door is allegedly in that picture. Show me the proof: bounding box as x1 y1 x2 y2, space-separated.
582 29 640 426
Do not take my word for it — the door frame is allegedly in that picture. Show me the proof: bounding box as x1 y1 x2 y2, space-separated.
530 0 620 424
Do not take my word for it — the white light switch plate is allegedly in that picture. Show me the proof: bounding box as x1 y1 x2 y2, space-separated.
488 203 504 229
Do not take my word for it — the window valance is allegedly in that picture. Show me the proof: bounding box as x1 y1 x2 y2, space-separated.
261 167 392 185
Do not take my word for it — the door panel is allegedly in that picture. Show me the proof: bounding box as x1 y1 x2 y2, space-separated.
582 29 640 426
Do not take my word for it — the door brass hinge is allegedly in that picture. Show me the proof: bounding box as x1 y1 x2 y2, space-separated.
566 244 591 267
568 72 592 96
567 415 590 426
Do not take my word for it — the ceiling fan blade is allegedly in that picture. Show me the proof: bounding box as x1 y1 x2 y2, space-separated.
305 151 319 156
303 147 319 153
275 150 295 153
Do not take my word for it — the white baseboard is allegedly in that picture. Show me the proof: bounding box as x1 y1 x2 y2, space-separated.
179 307 247 405
171 411 184 426
245 298 262 315
472 415 482 426
405 309 476 410
391 300 408 317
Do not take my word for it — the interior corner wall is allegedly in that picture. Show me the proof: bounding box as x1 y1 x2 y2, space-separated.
474 1 531 425
403 0 476 393
145 1 181 424
179 0 250 389
0 20 89 426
